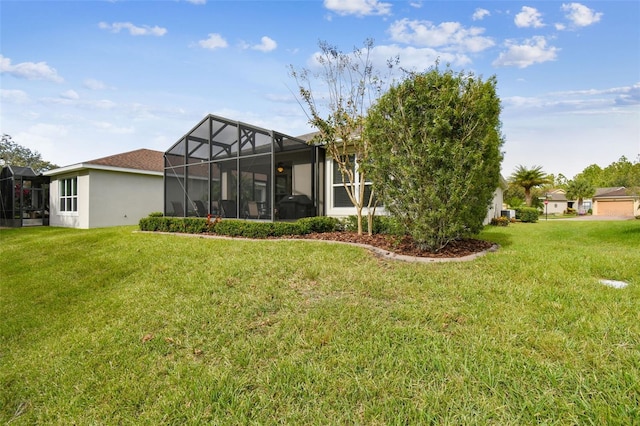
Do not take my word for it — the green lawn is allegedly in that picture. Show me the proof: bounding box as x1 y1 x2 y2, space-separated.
1 221 638 424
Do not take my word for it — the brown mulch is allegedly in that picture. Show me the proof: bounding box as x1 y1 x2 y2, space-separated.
285 232 494 258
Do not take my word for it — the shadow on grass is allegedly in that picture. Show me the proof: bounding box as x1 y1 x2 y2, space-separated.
479 228 513 248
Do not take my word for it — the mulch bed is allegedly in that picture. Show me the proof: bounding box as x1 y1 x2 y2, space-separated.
285 232 494 258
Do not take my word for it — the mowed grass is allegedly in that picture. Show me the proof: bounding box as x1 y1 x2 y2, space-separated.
1 220 638 424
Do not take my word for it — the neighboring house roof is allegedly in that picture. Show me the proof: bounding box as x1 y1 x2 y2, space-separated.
2 165 40 178
296 131 320 143
548 188 566 194
547 192 568 202
593 187 629 198
44 149 164 177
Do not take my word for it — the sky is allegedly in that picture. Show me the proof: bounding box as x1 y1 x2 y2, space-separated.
1 0 639 179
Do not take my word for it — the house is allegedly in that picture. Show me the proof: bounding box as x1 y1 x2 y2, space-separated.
43 149 164 229
543 189 569 215
164 114 506 224
485 175 507 224
592 187 639 217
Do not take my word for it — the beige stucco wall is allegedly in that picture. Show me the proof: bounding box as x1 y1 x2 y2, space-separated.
484 186 504 225
48 171 88 229
87 170 163 228
49 169 163 229
544 201 568 215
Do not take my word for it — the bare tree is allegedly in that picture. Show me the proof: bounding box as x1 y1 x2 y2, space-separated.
289 39 394 235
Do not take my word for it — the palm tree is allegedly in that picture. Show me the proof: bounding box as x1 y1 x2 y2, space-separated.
509 165 549 207
565 178 595 214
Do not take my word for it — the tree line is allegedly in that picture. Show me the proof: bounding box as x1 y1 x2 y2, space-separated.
0 134 58 173
507 157 640 210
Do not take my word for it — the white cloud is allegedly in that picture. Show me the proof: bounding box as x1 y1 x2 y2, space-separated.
91 121 135 134
14 123 69 159
305 43 469 80
514 6 545 28
472 8 490 21
561 3 603 27
324 0 392 17
198 33 228 50
87 99 118 110
0 54 63 83
83 78 107 90
98 22 167 36
493 36 559 68
184 0 206 4
1 89 31 104
555 23 566 31
504 83 640 115
371 44 471 70
388 19 494 53
551 83 640 106
250 36 278 52
615 83 640 106
409 1 422 9
60 90 80 100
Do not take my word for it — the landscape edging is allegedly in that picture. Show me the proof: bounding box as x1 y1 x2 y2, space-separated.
138 231 500 263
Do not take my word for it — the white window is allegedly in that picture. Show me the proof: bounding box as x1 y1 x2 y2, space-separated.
59 177 77 212
331 155 374 209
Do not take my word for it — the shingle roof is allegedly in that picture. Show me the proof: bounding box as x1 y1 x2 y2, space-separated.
547 192 568 201
296 131 320 142
594 187 627 197
85 149 164 172
6 165 39 177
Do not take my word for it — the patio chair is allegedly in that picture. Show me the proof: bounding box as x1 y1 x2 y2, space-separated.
245 201 261 219
194 200 207 217
220 200 236 218
171 201 184 217
210 200 220 216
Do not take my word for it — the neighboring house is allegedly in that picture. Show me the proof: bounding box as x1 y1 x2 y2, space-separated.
44 149 164 229
543 189 569 215
485 175 507 225
164 114 506 224
592 187 639 217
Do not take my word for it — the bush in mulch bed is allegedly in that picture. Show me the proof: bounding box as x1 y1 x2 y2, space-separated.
139 214 493 258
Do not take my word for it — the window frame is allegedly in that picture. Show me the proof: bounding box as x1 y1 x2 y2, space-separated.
328 154 377 213
59 177 78 214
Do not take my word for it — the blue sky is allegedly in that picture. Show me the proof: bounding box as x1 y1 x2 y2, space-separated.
1 0 638 178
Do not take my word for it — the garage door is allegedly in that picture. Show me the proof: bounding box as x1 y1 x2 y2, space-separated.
597 200 634 216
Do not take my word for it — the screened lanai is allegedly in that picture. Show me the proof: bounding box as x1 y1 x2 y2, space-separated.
0 166 50 227
164 114 324 221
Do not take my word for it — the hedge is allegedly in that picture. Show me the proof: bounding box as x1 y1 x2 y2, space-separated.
139 216 342 238
139 216 210 233
516 207 540 223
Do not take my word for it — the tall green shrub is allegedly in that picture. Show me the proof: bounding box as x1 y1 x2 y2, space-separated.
516 207 539 223
365 66 504 252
